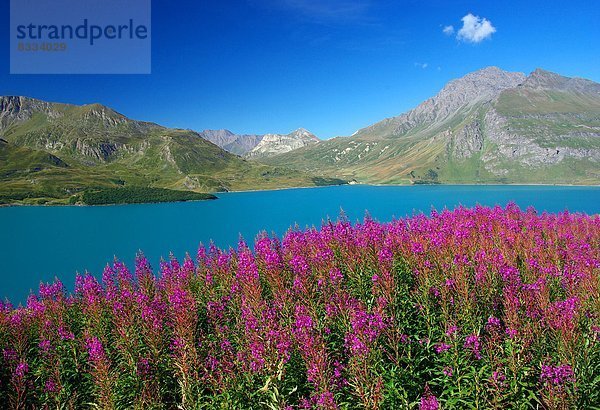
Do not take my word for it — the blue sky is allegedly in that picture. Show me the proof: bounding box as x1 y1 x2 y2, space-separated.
1 0 599 139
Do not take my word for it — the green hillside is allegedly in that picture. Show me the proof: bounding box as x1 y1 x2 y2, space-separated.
261 68 600 185
0 97 345 205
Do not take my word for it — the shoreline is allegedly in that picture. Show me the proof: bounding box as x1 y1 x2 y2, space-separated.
2 182 600 208
365 182 600 188
216 180 600 194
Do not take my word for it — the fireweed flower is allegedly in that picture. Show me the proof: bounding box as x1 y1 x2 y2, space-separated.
58 326 75 341
86 337 106 363
329 268 343 285
39 339 52 353
435 343 451 354
540 364 575 386
44 379 58 393
14 361 29 378
505 328 518 339
315 391 337 409
464 334 482 360
9 309 24 328
345 307 386 357
492 370 506 383
546 297 579 331
294 305 313 331
26 294 45 317
420 395 439 410
446 325 459 338
75 273 104 307
168 287 193 313
429 286 441 298
39 279 65 301
420 386 439 410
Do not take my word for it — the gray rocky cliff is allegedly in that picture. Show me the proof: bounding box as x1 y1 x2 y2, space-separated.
245 128 319 159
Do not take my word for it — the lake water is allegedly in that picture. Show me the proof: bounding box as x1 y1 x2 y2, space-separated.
1 184 599 304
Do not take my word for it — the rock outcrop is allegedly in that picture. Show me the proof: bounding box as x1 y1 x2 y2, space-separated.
199 128 319 158
245 128 319 159
199 129 263 156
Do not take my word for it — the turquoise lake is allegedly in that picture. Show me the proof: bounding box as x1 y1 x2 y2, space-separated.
1 184 599 304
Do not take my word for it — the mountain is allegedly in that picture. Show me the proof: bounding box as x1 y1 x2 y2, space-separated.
0 96 345 205
199 129 263 156
245 128 319 159
199 127 319 158
262 67 600 185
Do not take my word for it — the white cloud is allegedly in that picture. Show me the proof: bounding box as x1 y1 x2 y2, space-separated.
456 13 496 43
414 62 428 69
442 25 454 36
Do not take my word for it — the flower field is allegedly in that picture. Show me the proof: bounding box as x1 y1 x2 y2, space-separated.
1 204 599 409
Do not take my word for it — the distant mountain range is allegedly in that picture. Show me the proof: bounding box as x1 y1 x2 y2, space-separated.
0 97 343 205
198 129 263 156
263 67 600 185
199 127 319 158
2 66 598 204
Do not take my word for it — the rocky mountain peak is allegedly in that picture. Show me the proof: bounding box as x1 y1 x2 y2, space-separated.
245 128 320 159
78 103 128 125
355 66 526 137
459 66 518 81
289 128 319 141
200 126 319 157
199 129 263 156
1 96 50 116
522 68 600 95
0 96 60 131
438 66 526 103
523 68 566 89
0 96 134 131
531 67 556 77
201 129 236 139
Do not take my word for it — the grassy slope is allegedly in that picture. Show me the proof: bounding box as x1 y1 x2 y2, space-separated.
0 102 346 205
263 88 600 185
262 106 478 184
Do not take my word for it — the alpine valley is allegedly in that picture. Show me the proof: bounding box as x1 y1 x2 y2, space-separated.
1 66 598 205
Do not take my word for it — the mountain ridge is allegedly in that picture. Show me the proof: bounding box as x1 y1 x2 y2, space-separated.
0 97 345 205
245 128 319 159
200 127 320 157
198 129 263 156
2 65 598 206
261 67 600 185
350 66 526 141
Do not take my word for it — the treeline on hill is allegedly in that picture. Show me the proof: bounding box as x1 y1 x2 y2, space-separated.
75 187 217 205
0 192 47 205
311 177 348 186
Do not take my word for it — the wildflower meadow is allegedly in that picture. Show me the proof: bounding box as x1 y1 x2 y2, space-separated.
0 204 598 409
